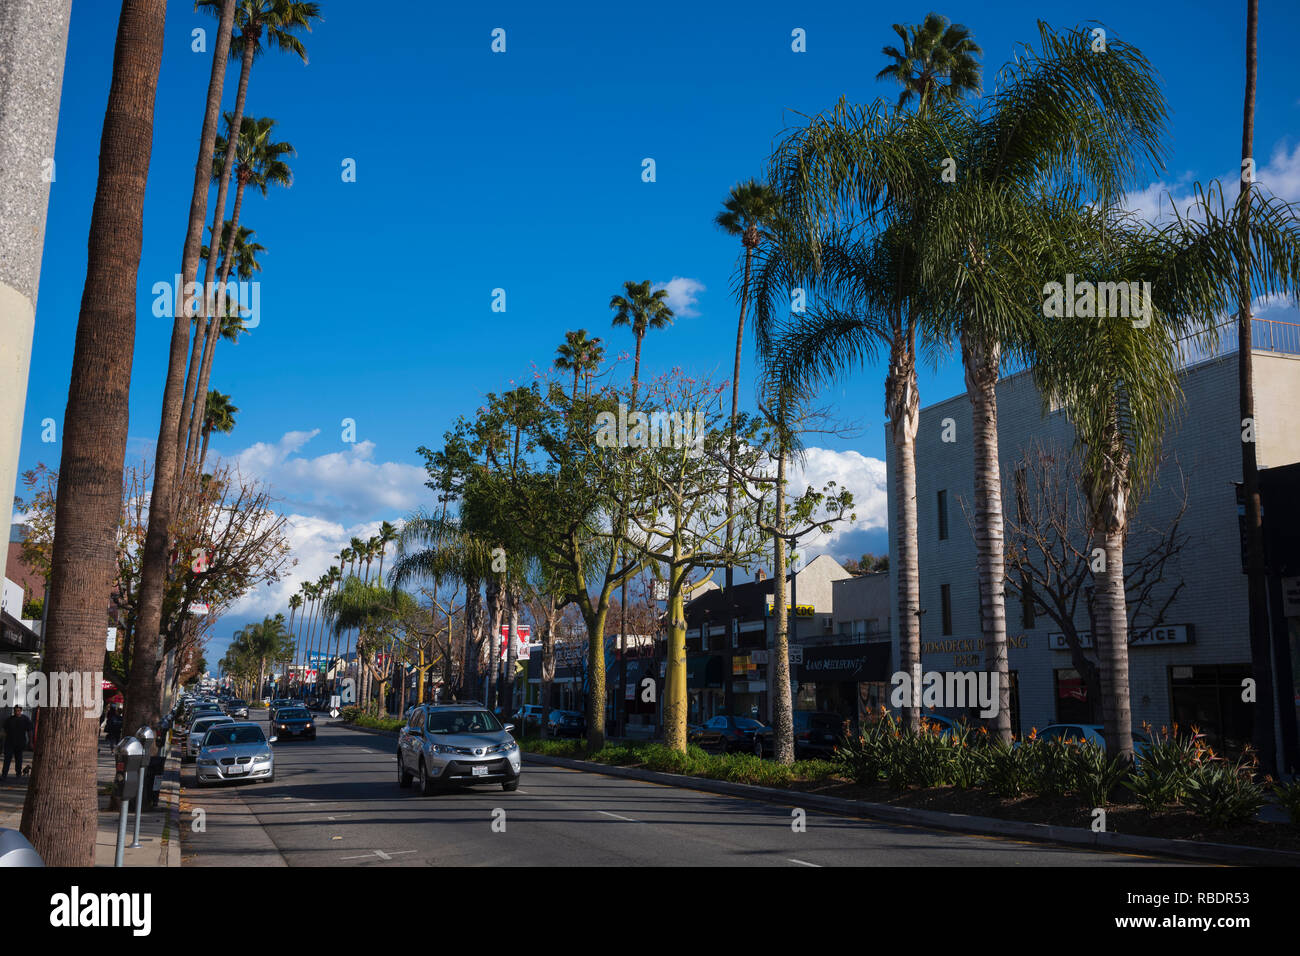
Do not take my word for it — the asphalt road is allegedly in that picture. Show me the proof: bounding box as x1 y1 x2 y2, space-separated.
179 711 1186 867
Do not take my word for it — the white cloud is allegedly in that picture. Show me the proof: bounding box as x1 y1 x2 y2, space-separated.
1121 140 1300 224
654 276 706 318
225 429 428 527
788 446 889 558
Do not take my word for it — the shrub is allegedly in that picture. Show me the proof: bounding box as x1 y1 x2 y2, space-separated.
1122 723 1211 811
1272 780 1300 827
977 736 1030 798
1182 761 1266 828
1021 735 1076 798
1070 741 1131 808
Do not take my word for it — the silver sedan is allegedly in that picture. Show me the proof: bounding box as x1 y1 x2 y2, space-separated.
195 722 276 786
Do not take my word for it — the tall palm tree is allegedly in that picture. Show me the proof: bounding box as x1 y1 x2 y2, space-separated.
875 11 982 112
287 591 303 690
19 0 168 866
772 23 1169 741
134 0 313 736
199 389 239 472
609 280 675 406
125 0 237 758
376 521 398 582
183 114 294 476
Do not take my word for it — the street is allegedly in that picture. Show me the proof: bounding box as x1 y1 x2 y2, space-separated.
179 711 1187 867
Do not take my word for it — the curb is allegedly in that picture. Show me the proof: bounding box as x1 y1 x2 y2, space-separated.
330 721 399 740
523 752 1300 867
159 744 182 867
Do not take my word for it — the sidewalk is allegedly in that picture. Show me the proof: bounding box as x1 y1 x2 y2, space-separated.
0 731 182 866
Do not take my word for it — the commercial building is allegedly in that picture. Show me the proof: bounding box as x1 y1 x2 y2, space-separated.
886 322 1300 757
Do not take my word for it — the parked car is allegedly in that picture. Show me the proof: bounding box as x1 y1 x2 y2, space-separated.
184 714 234 762
791 711 847 758
195 722 276 786
272 707 317 741
397 705 521 794
512 705 546 734
224 699 249 719
546 709 585 738
1037 723 1153 761
694 715 774 756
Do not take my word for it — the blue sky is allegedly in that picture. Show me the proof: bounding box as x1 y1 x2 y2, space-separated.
17 1 1300 666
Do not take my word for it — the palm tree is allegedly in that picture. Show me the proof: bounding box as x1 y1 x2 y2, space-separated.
130 0 304 739
183 114 295 476
182 0 320 472
771 23 1169 741
609 280 675 406
554 329 604 400
376 521 398 582
199 390 239 472
287 592 303 690
19 0 168 866
756 221 937 732
875 11 982 112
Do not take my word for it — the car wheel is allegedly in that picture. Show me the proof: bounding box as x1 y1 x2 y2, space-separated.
194 775 208 788
397 755 412 789
266 771 274 784
419 759 438 796
502 779 519 792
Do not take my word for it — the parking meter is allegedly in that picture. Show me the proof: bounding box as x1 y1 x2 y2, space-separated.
113 737 145 800
113 737 145 866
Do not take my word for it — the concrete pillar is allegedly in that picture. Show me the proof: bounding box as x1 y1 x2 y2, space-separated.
0 0 73 583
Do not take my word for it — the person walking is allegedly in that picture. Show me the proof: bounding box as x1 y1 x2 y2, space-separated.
104 705 124 750
2 706 34 780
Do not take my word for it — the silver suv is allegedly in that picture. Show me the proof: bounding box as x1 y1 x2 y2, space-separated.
397 705 521 795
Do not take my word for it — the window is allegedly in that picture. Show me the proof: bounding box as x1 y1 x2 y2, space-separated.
940 584 952 636
937 490 949 540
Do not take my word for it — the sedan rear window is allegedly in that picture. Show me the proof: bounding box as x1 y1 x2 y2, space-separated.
278 710 310 721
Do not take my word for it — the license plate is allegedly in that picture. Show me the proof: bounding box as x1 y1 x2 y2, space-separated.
472 765 488 777
226 765 246 775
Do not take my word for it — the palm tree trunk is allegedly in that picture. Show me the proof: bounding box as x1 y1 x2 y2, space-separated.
631 333 644 407
183 174 248 477
505 583 520 718
127 0 236 744
888 328 922 732
1092 451 1135 763
20 0 167 866
199 425 212 472
486 575 503 709
962 329 1012 741
663 555 687 752
180 26 255 472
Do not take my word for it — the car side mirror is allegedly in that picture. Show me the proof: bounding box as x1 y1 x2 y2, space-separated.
504 724 516 734
269 736 277 743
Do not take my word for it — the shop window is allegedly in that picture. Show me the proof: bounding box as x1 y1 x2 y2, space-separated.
1169 664 1254 755
940 584 952 636
1054 668 1095 724
937 489 949 540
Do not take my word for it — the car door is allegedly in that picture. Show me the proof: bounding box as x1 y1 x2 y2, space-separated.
401 707 423 770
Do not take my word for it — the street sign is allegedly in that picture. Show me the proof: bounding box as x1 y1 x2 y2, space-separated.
329 708 340 719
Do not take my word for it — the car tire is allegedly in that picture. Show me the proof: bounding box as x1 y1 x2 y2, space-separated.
502 779 519 792
398 756 412 788
419 759 438 796
194 775 208 788
266 772 274 784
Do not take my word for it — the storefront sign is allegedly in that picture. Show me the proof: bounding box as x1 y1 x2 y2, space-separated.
765 602 815 618
1047 625 1192 650
799 644 889 683
923 634 1026 667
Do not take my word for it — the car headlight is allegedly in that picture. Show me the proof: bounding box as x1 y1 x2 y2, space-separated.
502 740 518 753
432 744 458 755
255 753 272 763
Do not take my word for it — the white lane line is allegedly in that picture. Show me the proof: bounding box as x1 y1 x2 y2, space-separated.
787 858 820 867
596 810 639 823
341 849 418 862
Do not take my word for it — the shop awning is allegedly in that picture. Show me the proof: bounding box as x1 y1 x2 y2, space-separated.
798 643 890 683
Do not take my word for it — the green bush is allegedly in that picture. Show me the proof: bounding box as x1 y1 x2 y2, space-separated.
1070 741 1131 808
1021 737 1077 798
1182 762 1266 828
1272 779 1300 826
976 737 1030 798
1121 724 1205 811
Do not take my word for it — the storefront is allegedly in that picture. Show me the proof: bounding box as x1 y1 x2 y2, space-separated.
796 643 890 729
687 654 724 724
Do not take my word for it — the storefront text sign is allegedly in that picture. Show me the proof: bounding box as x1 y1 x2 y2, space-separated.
1047 625 1191 650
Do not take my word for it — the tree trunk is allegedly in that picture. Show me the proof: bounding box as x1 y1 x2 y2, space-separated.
1092 443 1135 762
541 604 557 739
505 582 520 719
486 575 502 709
20 0 167 866
887 329 921 732
127 0 236 740
585 602 610 750
772 448 795 765
663 561 688 752
180 26 255 472
962 330 1011 741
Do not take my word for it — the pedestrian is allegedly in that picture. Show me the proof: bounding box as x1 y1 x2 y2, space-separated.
2 706 34 781
105 706 124 750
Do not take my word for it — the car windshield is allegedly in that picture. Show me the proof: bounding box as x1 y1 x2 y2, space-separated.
193 717 230 731
426 710 502 734
205 726 266 746
735 718 765 729
229 700 246 707
279 710 310 721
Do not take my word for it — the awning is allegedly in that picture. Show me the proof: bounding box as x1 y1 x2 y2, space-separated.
798 643 890 683
687 655 723 690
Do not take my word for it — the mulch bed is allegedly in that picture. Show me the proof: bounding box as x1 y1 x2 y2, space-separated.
778 777 1300 853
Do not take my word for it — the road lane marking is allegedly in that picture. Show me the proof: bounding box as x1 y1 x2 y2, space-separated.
596 810 639 822
788 858 820 867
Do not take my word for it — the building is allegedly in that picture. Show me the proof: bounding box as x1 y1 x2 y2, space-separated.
683 553 851 723
887 326 1300 755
